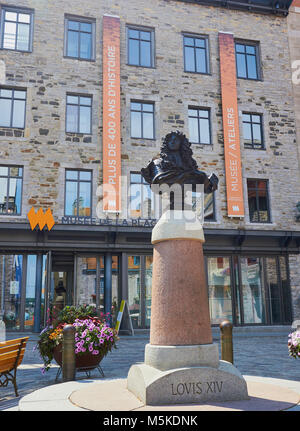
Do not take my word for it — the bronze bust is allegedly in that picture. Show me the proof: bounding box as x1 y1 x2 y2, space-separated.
141 131 218 200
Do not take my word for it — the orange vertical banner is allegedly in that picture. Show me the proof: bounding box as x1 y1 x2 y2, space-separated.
219 32 244 218
102 15 121 212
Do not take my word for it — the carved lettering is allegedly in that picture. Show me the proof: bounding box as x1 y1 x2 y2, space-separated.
171 381 223 396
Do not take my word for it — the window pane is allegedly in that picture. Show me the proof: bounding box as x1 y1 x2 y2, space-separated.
140 31 151 41
130 173 141 183
12 99 25 128
18 13 30 24
0 167 9 176
195 38 205 48
195 48 207 73
188 109 197 117
80 32 92 59
0 178 7 213
142 112 154 139
128 39 139 65
16 23 30 51
67 95 79 104
10 167 22 177
143 103 154 112
65 181 78 215
199 109 209 118
184 37 194 46
5 11 17 21
252 124 262 144
242 113 251 122
235 44 245 53
207 257 233 324
199 118 210 144
246 54 258 79
68 20 79 30
240 257 265 323
80 96 92 106
67 30 79 57
128 29 139 39
246 45 255 54
14 90 26 99
0 99 12 127
79 171 91 181
131 102 141 111
140 40 151 67
66 170 78 180
66 104 78 132
8 177 22 214
0 89 12 98
252 115 261 124
142 184 152 217
236 53 247 78
130 184 142 216
204 193 214 220
131 111 142 138
243 122 252 142
79 106 91 133
80 22 92 33
184 46 195 72
3 22 17 49
265 258 281 324
248 194 258 222
257 180 267 191
189 116 199 143
79 181 91 216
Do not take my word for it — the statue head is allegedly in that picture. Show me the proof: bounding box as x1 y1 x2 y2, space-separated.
160 130 198 171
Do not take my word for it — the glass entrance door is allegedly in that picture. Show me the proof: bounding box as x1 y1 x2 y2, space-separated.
127 254 153 329
206 257 234 325
75 255 120 325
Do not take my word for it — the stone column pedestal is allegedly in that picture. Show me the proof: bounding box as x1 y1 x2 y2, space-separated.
127 210 248 405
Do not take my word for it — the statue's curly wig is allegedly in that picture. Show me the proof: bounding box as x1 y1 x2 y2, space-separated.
160 130 198 171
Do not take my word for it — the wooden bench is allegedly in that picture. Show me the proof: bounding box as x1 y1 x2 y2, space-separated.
0 337 29 397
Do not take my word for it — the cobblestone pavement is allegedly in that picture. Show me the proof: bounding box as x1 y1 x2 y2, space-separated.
0 327 299 411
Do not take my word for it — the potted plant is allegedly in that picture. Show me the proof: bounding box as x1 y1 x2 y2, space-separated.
288 328 300 359
36 304 118 374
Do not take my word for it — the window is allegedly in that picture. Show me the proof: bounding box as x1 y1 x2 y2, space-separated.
0 88 26 128
65 169 92 216
247 179 270 223
1 7 33 51
242 113 264 149
235 42 260 80
130 172 154 218
0 166 23 215
183 35 209 74
127 27 154 68
66 94 92 134
192 191 215 221
188 107 211 144
130 101 154 139
64 17 95 60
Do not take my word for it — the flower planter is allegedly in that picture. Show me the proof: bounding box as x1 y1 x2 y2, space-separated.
53 344 105 372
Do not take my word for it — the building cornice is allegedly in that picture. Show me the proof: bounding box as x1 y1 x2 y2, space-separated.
174 0 292 16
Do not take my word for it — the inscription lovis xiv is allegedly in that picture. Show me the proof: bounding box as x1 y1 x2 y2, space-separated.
171 381 223 396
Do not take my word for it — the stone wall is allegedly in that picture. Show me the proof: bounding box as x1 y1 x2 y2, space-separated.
0 0 299 233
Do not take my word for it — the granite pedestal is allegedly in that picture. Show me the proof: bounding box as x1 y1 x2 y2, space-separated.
127 210 249 405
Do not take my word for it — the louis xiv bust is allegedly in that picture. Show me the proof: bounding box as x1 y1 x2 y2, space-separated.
141 130 219 195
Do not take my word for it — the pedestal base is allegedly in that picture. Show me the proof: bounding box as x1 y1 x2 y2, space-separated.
127 360 249 406
145 343 219 370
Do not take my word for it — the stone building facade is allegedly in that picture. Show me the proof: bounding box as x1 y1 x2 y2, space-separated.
0 0 299 332
288 0 300 322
